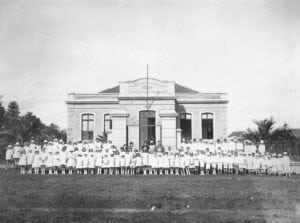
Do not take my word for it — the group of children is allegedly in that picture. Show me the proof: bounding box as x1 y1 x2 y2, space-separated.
5 138 291 176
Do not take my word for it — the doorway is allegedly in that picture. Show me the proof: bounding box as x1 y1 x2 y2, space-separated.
139 110 156 148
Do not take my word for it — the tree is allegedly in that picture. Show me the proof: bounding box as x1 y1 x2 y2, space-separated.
20 112 44 142
243 117 275 145
244 117 297 155
4 101 22 143
6 101 20 118
0 96 5 130
40 123 67 142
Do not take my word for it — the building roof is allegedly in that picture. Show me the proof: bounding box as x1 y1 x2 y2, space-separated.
99 83 199 94
228 131 245 138
100 85 120 93
291 129 300 138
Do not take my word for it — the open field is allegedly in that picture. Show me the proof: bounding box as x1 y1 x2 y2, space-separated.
0 168 299 223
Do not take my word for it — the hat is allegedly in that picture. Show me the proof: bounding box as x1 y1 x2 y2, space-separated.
15 142 20 146
283 152 288 155
44 140 48 143
277 154 282 157
31 140 35 143
272 153 276 157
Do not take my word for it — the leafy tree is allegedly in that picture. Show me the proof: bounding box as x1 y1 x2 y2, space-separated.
4 101 22 143
243 117 275 145
40 123 66 142
20 112 44 142
6 101 20 118
244 117 298 156
0 96 5 130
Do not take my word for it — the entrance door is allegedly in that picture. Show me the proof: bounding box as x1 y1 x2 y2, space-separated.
139 110 156 148
202 113 213 139
180 113 192 141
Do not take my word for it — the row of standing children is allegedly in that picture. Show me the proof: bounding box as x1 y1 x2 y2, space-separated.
8 142 291 176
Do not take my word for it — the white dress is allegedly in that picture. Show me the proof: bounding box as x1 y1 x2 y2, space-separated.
102 156 109 168
169 155 175 168
46 154 54 167
27 152 34 166
76 154 83 169
19 154 27 166
59 151 67 166
32 154 41 168
82 155 89 168
109 156 115 168
163 156 169 169
174 156 180 168
114 155 120 168
125 154 131 167
282 156 291 173
12 147 22 159
120 155 126 167
6 149 13 160
67 153 75 167
130 157 136 168
40 152 48 167
179 156 185 168
95 153 103 167
141 153 149 166
53 154 60 167
88 154 95 168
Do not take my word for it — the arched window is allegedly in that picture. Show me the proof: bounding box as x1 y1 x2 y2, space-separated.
82 114 94 141
104 114 112 132
180 113 192 141
202 113 213 139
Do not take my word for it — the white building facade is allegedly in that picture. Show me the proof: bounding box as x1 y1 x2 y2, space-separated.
66 78 229 149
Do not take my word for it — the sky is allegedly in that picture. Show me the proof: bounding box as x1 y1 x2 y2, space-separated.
0 0 299 133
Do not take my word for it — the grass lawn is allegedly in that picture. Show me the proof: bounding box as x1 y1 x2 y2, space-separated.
0 168 299 223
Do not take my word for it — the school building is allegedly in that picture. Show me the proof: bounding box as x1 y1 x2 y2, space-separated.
66 78 229 149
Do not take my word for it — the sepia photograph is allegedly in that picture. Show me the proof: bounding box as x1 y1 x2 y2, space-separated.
0 0 299 222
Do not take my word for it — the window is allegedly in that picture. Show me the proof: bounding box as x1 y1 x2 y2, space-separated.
202 113 213 139
104 114 112 132
180 113 192 141
82 114 94 141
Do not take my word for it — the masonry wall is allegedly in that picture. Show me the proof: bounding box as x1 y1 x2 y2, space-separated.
67 100 228 145
66 103 119 142
176 103 228 140
119 99 176 147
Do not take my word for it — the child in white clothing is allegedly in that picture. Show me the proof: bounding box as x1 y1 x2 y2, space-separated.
19 150 27 174
40 148 48 175
60 146 67 174
95 149 103 175
67 150 75 174
53 151 60 174
5 145 13 167
32 150 41 174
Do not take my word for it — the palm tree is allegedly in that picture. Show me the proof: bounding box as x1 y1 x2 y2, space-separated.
243 117 275 146
253 117 275 142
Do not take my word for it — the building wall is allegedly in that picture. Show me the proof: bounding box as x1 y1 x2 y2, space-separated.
176 103 228 140
67 100 228 145
66 103 119 142
119 99 176 146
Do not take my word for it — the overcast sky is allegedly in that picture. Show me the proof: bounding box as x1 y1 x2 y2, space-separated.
0 0 299 133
